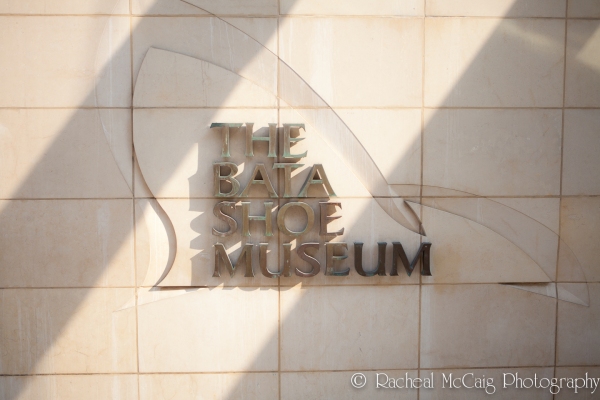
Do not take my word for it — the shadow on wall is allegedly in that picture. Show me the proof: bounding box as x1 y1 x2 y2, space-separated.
1 0 599 399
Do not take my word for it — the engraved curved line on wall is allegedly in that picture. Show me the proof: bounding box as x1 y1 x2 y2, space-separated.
414 188 589 283
135 49 576 279
132 150 178 286
129 56 180 287
130 3 589 302
92 10 135 193
133 48 589 300
174 2 585 286
422 197 558 280
147 198 179 287
132 45 423 235
174 1 426 235
417 202 552 283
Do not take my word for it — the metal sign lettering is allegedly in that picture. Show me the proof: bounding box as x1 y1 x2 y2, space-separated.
210 122 432 278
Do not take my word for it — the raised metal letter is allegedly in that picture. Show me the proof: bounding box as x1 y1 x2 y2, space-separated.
277 202 315 237
325 242 349 276
241 201 274 237
239 163 278 198
296 242 321 277
212 201 237 237
273 163 303 198
298 164 336 197
213 243 254 277
390 242 432 277
354 242 387 277
245 122 277 158
259 243 291 278
213 162 240 197
282 123 307 159
211 123 242 158
319 202 344 236
281 243 292 277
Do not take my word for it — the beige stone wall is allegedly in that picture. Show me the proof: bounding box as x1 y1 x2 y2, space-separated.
1 0 600 399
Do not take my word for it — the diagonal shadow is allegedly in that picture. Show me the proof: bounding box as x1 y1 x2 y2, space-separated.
0 1 297 399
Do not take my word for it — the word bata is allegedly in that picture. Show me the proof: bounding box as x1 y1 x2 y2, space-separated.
210 122 432 278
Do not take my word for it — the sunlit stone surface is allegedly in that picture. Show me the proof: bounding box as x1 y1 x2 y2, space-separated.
1 1 600 399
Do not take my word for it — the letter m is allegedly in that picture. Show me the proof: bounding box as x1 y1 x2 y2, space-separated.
213 243 254 277
391 242 432 276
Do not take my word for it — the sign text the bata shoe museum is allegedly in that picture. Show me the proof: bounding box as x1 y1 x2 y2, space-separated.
210 122 432 279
